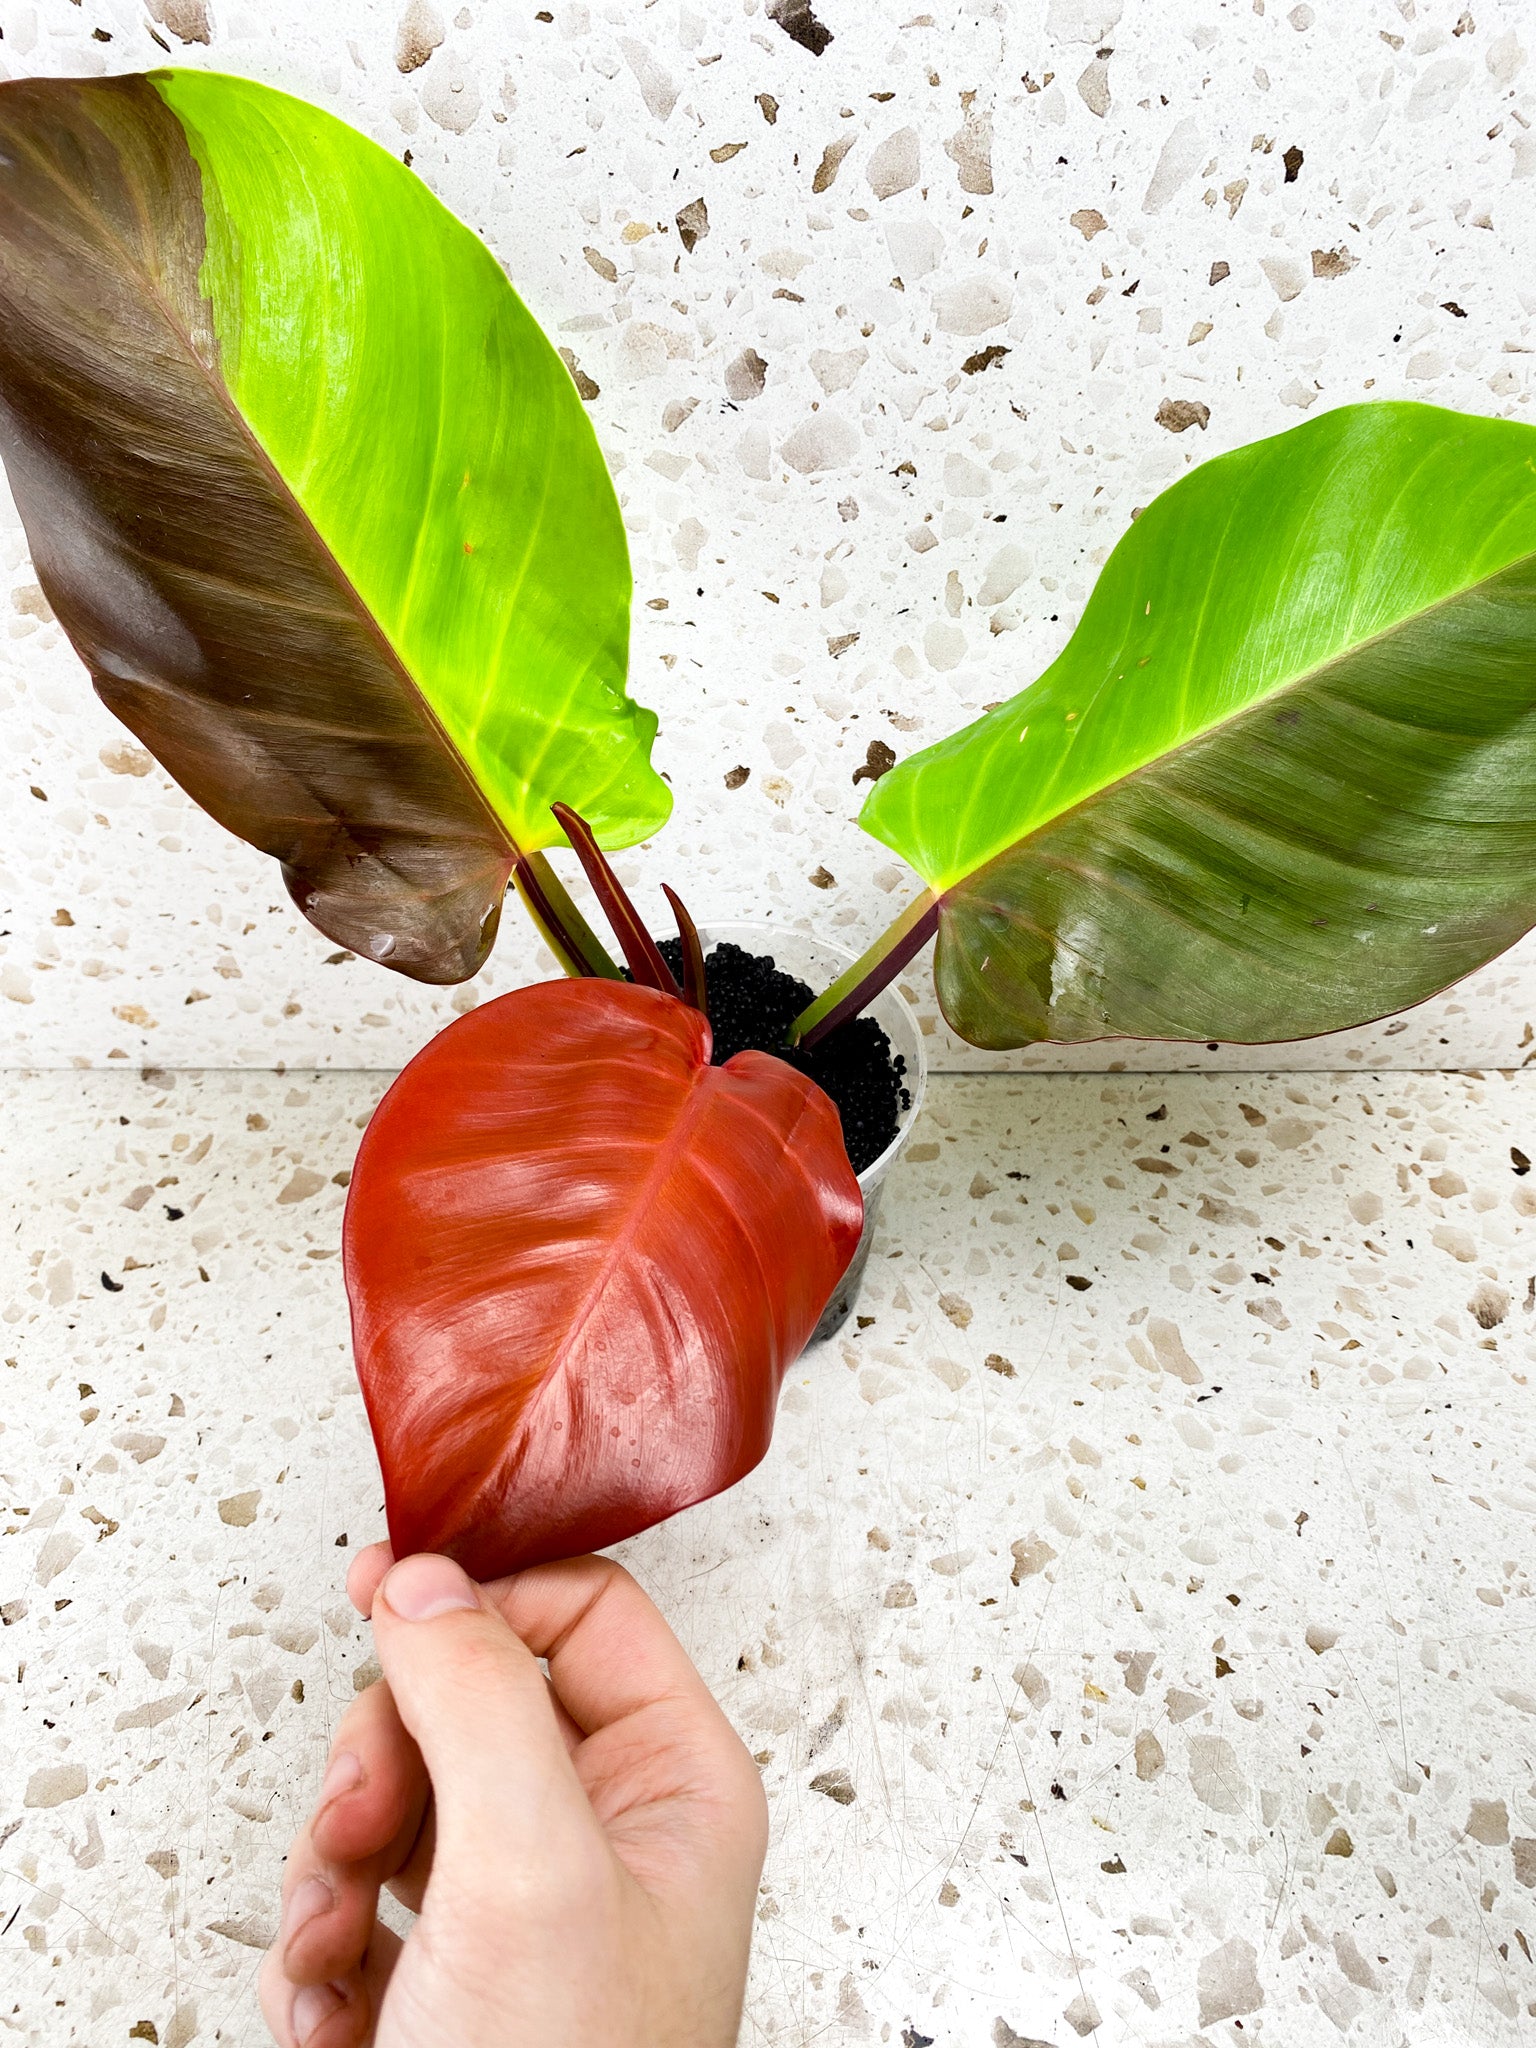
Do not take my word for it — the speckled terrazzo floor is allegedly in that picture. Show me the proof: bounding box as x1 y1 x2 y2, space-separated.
4 1067 1536 2047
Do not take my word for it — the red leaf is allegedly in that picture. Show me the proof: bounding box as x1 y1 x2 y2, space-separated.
344 979 863 1576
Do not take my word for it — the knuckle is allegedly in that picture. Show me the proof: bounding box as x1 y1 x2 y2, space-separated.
534 1551 633 1604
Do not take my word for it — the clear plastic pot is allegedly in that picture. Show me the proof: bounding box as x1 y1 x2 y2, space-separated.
693 922 928 1343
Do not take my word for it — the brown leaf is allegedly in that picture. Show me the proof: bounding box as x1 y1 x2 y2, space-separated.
0 77 514 984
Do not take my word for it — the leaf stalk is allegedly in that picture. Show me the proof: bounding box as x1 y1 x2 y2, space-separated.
521 852 622 978
789 889 941 1049
512 855 605 978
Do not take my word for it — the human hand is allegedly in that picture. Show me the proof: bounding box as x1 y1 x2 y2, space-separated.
259 1547 768 2048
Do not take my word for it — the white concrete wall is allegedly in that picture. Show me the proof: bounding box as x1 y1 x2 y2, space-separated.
1 0 1532 1070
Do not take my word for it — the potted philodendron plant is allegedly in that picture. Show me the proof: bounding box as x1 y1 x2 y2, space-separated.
3 72 1535 1576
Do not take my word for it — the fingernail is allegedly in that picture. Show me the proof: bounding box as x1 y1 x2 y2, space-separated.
282 1875 334 1945
317 1748 361 1808
292 1980 345 2045
380 1552 479 1622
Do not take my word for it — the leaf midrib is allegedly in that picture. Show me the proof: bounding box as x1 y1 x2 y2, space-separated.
531 1022 720 1412
525 1029 819 1428
947 536 1536 898
6 89 521 866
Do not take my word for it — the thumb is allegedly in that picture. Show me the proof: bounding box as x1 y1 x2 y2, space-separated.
368 1552 595 1872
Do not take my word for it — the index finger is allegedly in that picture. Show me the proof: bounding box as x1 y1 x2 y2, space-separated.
346 1541 395 1617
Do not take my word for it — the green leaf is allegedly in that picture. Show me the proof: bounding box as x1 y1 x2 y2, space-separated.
0 71 668 982
861 401 1536 1047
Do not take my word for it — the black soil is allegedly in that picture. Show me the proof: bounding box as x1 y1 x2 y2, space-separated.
657 938 909 1175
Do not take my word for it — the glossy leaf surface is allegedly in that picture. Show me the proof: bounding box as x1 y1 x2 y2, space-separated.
862 402 1536 1046
0 72 668 981
344 980 863 1576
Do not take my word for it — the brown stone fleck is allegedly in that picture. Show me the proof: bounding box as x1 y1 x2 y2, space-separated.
852 739 897 786
812 134 856 192
149 0 211 44
1155 398 1210 434
768 0 834 56
1311 245 1357 279
675 198 709 253
395 0 445 73
557 350 598 401
811 1767 856 1804
725 348 768 399
1011 1536 1057 1583
961 343 1010 375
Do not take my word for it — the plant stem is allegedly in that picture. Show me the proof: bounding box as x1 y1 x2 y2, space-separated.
524 852 622 978
511 852 621 979
788 889 940 1050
